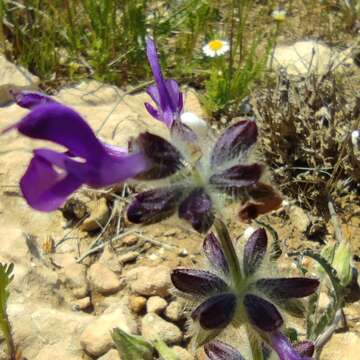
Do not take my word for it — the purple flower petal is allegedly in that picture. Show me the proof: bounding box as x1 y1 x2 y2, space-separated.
171 269 228 296
20 154 82 211
144 102 161 120
11 102 106 162
270 332 312 360
209 164 263 190
178 188 214 233
135 132 183 179
255 278 320 299
203 233 229 274
11 90 56 109
244 294 283 332
243 228 267 276
294 341 315 357
192 293 237 330
204 340 245 360
145 38 182 127
211 120 258 168
127 186 184 224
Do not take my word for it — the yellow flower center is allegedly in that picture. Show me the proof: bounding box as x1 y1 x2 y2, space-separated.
209 40 224 51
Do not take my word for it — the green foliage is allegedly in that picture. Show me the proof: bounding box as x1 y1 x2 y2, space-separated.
112 328 180 360
0 262 16 359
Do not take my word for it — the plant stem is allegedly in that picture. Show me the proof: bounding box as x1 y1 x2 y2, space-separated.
214 218 242 286
246 324 264 360
1 310 16 360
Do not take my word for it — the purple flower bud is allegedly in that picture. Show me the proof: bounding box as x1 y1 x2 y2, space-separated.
145 38 183 128
192 293 237 330
255 278 319 299
127 186 184 224
244 294 283 332
243 228 267 276
178 188 214 233
135 132 183 179
294 341 315 357
203 233 229 274
211 120 258 168
171 269 228 296
270 331 313 360
209 164 263 191
204 340 245 360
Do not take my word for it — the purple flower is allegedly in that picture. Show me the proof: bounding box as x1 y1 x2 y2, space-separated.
171 228 319 351
144 37 183 128
204 340 245 360
127 119 264 233
4 96 149 211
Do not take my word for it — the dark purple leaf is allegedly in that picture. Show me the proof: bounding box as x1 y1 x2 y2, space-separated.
243 228 267 275
211 120 258 167
203 233 229 274
209 164 263 191
204 340 245 360
294 341 315 357
244 294 283 332
135 132 183 179
127 186 183 224
255 278 319 299
178 187 214 233
171 269 228 296
192 293 237 330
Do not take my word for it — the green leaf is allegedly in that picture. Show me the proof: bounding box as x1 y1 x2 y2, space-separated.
112 328 154 360
153 338 179 360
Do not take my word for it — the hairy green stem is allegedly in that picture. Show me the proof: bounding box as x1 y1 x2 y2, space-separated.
214 218 242 286
0 311 16 360
246 324 264 360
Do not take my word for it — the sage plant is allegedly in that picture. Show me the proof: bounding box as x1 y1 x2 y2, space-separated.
5 38 319 360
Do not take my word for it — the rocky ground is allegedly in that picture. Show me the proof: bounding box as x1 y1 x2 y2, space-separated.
0 42 359 360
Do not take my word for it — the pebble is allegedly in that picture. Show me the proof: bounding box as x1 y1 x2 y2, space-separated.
118 251 139 264
122 234 139 246
141 313 182 345
71 297 91 311
127 265 172 297
163 229 177 237
60 263 88 299
98 349 120 360
88 263 122 295
80 198 109 231
289 205 311 233
164 301 183 322
128 295 147 314
80 305 137 357
146 296 167 314
171 346 194 360
178 248 188 257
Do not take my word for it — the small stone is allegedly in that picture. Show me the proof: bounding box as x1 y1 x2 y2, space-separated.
72 297 91 311
171 346 194 360
146 296 167 314
118 251 139 264
122 234 139 246
320 332 360 360
99 246 122 274
163 229 177 237
98 349 121 360
129 295 147 314
60 263 88 299
141 313 182 345
88 263 122 295
127 265 171 297
178 248 188 257
81 198 109 231
164 301 183 322
289 205 311 233
80 305 137 357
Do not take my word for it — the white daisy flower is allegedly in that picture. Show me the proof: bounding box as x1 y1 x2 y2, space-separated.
202 39 230 57
271 9 286 22
351 129 360 149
